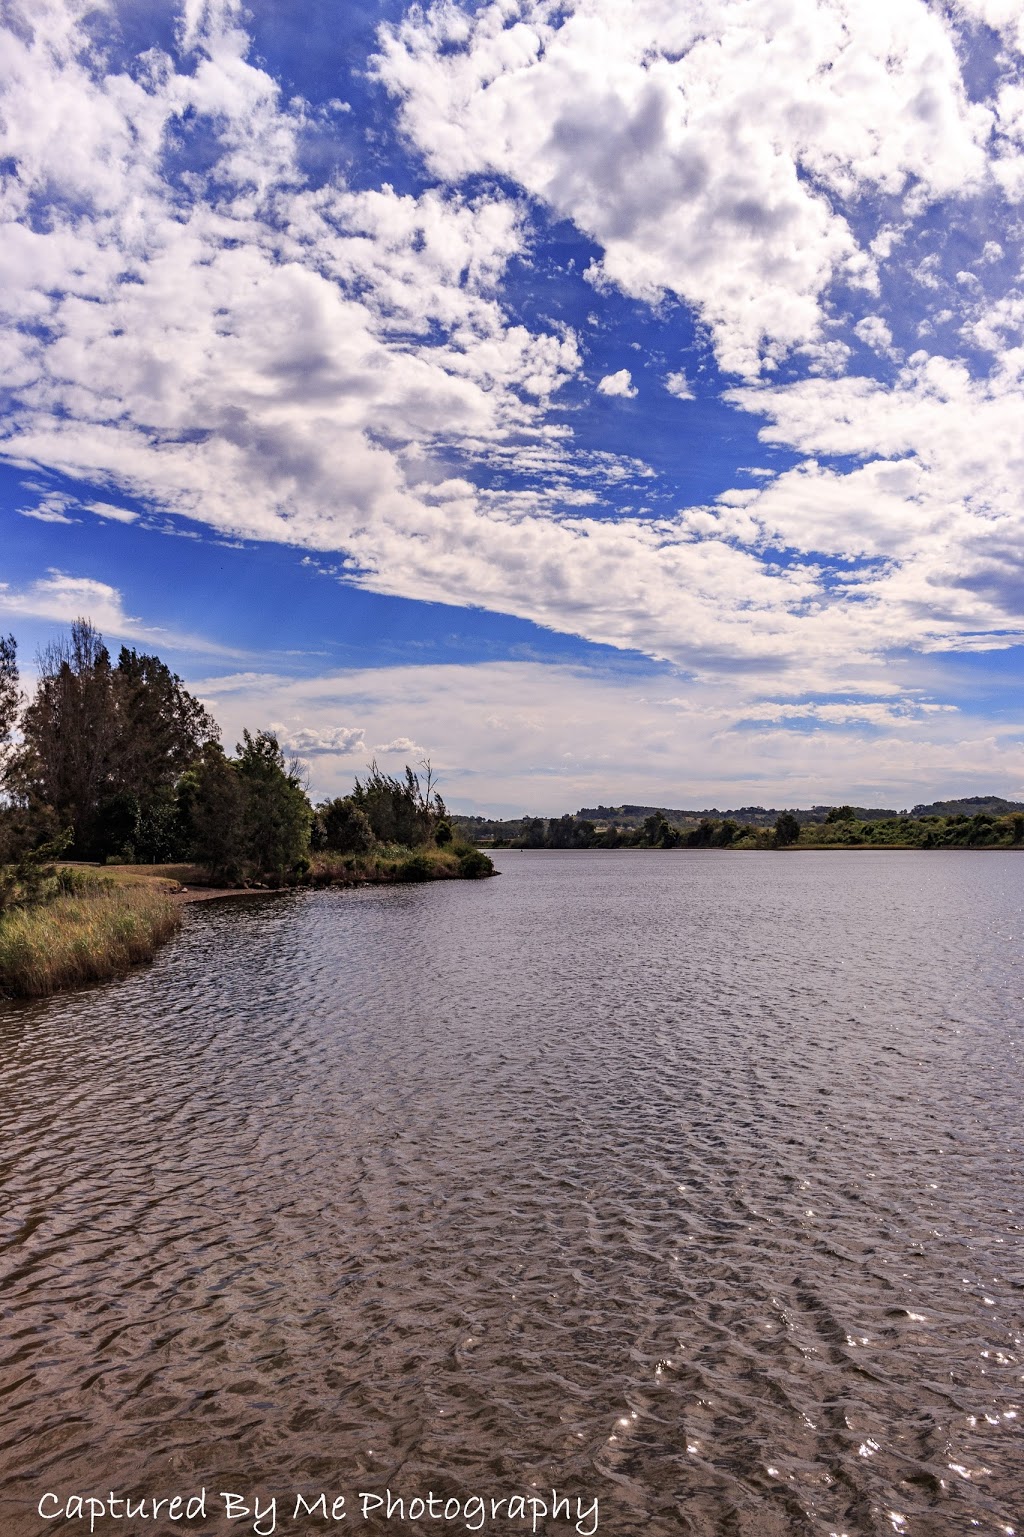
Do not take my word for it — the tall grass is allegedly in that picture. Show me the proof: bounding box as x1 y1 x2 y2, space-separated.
0 872 181 999
310 841 494 885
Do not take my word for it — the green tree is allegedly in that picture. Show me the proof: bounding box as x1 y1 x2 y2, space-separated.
236 730 312 877
19 621 219 859
317 796 375 854
350 761 444 846
774 811 801 847
176 743 247 880
106 647 219 859
825 805 856 824
0 633 17 750
20 620 116 855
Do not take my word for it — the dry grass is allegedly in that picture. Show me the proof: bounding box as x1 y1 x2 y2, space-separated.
0 871 181 999
309 842 494 885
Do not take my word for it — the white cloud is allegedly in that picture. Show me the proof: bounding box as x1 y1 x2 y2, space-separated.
376 0 992 377
273 724 367 756
87 501 139 523
596 369 637 398
664 370 695 401
373 736 424 755
0 571 241 657
853 316 897 358
1 0 1023 694
193 659 1024 813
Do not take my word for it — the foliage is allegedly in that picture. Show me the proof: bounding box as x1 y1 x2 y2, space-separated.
826 804 857 823
18 620 219 860
454 844 493 878
350 760 445 847
315 796 376 854
0 633 17 748
176 742 247 880
309 842 494 885
236 729 312 878
774 812 801 847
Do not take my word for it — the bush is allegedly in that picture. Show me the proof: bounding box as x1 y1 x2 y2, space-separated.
456 845 494 878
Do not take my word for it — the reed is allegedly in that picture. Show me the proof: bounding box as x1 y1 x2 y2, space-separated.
0 872 181 999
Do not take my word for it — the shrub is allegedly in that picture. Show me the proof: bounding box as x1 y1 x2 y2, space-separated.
456 845 494 878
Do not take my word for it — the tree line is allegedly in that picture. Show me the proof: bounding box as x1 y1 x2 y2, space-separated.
0 620 451 892
471 804 1024 851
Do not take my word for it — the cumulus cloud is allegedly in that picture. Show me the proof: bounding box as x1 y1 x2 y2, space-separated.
274 724 367 756
1 0 1024 694
664 370 695 400
376 0 991 377
373 736 424 754
596 369 637 398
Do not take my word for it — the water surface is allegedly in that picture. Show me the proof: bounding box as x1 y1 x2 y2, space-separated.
1 851 1021 1536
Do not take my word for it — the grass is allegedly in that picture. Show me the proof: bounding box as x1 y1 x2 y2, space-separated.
0 869 181 999
0 841 495 1001
309 841 495 885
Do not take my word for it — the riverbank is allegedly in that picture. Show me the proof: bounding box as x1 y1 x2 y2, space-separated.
0 844 495 999
0 868 182 999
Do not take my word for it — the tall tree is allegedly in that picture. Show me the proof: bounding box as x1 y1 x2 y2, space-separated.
20 621 220 859
236 730 312 877
0 633 17 752
20 620 115 854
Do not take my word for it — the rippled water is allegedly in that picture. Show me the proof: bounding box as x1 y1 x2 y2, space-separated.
1 851 1022 1537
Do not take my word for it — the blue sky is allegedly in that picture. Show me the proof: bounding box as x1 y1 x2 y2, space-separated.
1 0 1023 814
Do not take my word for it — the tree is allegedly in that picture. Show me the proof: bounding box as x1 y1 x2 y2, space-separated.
350 760 444 847
317 796 375 854
20 620 115 855
236 730 312 877
826 805 856 824
774 811 801 847
0 633 17 751
177 742 246 880
19 621 219 859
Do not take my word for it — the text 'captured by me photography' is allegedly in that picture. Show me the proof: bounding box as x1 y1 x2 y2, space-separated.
0 3 1022 1536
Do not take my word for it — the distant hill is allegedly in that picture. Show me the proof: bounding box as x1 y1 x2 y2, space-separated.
910 795 1024 817
577 802 899 828
455 795 1023 840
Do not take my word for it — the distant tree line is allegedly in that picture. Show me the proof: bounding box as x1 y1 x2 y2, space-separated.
461 804 1024 851
0 620 454 896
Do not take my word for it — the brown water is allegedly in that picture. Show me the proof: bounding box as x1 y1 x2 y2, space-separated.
1 851 1021 1537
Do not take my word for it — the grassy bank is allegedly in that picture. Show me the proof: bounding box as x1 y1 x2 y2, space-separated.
112 841 496 890
0 843 494 1000
0 869 181 999
309 842 494 885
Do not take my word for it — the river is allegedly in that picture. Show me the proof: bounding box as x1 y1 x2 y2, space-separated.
0 850 1021 1536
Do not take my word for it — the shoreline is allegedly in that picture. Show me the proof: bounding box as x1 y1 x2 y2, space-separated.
0 849 496 1001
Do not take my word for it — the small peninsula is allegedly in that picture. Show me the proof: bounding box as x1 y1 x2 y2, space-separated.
0 622 492 1000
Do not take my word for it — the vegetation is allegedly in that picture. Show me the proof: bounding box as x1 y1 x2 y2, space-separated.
0 867 181 999
0 619 494 998
465 804 1024 851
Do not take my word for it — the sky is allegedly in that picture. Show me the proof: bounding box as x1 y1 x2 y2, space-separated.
1 0 1023 815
